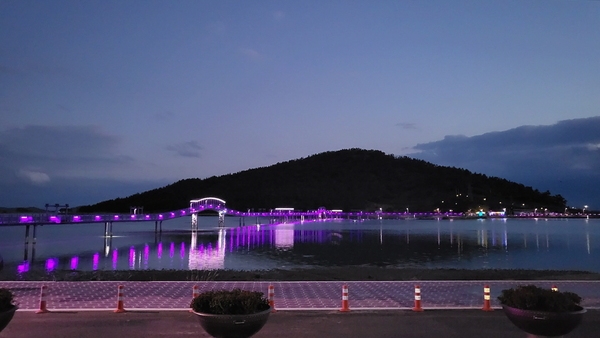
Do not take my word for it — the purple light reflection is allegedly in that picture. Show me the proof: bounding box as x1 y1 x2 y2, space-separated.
112 249 118 270
157 243 163 259
143 244 149 267
169 243 175 258
92 253 99 270
129 246 135 269
180 242 185 259
70 256 79 270
45 258 58 271
17 261 30 274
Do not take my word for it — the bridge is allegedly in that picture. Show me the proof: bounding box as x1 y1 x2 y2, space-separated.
0 196 461 227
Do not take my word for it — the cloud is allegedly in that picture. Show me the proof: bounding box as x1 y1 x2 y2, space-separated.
0 125 135 184
18 169 50 184
166 140 202 158
395 122 418 130
273 11 285 21
409 116 600 207
240 48 263 60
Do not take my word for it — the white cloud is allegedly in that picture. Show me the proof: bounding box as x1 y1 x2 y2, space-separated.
18 169 50 184
273 11 285 21
240 48 262 60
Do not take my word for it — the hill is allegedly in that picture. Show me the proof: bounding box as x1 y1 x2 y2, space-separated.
79 149 566 213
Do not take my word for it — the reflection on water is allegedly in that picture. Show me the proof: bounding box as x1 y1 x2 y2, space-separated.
1 218 599 275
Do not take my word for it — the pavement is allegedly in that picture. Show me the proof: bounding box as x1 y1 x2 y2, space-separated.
2 309 599 337
1 280 599 337
2 280 600 311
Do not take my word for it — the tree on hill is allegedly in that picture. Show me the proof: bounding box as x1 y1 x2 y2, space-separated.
78 149 567 213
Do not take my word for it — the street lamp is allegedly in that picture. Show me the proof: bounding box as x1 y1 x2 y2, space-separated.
583 205 588 214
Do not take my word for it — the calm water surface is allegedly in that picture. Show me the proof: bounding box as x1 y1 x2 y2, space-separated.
1 217 599 274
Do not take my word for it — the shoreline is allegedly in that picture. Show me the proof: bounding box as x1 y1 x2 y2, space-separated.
2 267 599 282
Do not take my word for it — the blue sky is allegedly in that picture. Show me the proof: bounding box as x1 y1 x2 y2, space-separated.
1 0 599 209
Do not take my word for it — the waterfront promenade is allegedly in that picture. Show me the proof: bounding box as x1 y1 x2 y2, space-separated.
2 280 600 311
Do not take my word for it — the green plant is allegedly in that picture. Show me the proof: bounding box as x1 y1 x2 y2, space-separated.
498 285 582 312
0 288 15 312
190 289 270 315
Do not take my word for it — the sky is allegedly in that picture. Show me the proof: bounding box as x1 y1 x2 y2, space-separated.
0 0 599 210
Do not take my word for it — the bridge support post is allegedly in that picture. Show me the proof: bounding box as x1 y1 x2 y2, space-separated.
24 224 30 260
191 213 198 231
218 210 225 227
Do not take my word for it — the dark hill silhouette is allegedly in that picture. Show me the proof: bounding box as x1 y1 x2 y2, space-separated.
79 149 566 213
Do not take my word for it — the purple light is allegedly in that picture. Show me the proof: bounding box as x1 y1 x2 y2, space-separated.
145 215 150 219
70 256 79 270
112 249 118 270
45 258 58 271
17 261 30 274
158 214 163 219
92 253 99 270
95 215 101 221
170 212 175 217
169 242 175 258
144 244 149 266
157 242 163 259
73 215 81 222
129 246 135 269
114 215 120 220
19 216 33 223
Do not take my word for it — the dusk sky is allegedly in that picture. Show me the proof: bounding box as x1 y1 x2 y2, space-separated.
1 1 599 210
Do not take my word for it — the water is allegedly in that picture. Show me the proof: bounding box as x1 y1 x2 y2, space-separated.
1 217 599 275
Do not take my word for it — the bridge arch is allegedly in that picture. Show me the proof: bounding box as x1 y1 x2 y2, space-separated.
189 197 226 211
189 197 227 229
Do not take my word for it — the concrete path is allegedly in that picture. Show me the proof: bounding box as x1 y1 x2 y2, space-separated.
1 280 599 311
2 310 600 337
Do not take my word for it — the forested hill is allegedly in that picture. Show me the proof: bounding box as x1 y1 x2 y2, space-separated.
79 149 566 213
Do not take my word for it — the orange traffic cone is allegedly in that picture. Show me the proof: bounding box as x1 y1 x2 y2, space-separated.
340 284 350 312
35 285 50 314
412 285 423 312
114 285 126 313
190 285 199 312
268 284 277 312
482 284 493 311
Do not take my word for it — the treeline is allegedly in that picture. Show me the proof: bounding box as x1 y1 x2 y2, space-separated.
79 149 567 213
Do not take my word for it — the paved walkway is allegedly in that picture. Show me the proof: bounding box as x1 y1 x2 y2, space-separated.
2 280 599 311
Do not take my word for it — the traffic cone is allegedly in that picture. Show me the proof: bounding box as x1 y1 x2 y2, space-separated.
482 284 493 311
35 285 50 314
412 285 423 312
114 285 126 313
340 284 350 312
268 284 276 312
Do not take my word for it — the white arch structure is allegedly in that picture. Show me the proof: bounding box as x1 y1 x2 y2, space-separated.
190 197 227 229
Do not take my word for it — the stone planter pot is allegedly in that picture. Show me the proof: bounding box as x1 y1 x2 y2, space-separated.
0 305 17 333
502 305 586 337
192 307 271 338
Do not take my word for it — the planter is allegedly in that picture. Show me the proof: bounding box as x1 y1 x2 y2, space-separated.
502 305 586 337
0 305 17 333
192 307 271 338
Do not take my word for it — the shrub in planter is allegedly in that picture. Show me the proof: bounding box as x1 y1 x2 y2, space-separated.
0 288 15 312
0 288 17 333
190 289 270 315
190 289 271 338
498 285 585 337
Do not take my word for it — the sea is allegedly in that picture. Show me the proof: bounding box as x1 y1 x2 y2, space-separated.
1 216 599 275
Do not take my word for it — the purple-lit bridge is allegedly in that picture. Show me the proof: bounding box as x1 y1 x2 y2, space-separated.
2 280 600 311
0 196 460 227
